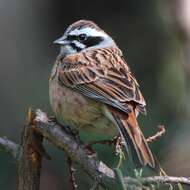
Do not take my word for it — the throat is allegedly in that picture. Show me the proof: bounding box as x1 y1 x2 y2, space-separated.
60 45 78 57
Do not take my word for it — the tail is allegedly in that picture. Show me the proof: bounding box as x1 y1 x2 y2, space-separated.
110 109 157 169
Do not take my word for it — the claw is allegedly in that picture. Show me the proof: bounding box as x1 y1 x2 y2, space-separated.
48 116 57 123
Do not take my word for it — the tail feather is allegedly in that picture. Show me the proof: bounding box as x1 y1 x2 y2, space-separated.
111 109 156 169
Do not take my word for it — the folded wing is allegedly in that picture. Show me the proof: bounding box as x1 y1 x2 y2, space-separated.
57 47 146 114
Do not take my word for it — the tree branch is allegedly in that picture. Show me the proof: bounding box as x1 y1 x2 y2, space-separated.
1 108 190 190
123 176 190 187
17 109 44 190
141 176 190 185
0 137 20 158
32 109 190 189
33 109 116 189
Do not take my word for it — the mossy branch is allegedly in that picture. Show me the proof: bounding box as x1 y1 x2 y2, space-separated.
0 109 190 190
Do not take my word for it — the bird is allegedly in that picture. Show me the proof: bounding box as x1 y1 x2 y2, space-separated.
49 20 157 169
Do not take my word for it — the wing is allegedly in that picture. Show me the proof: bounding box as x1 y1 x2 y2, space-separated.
56 47 146 114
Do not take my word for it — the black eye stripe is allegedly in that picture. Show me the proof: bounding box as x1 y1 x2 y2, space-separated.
67 35 102 44
67 35 78 41
83 36 103 47
67 34 103 51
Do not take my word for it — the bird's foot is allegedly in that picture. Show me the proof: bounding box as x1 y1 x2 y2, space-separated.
114 136 124 155
83 144 97 157
48 115 58 123
48 116 80 141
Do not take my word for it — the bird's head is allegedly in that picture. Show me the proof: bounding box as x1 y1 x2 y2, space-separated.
54 20 116 56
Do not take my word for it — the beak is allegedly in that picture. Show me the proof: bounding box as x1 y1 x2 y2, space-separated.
53 36 68 45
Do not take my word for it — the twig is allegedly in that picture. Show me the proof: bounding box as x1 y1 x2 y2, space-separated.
123 176 190 187
142 176 190 186
67 157 78 190
88 124 166 147
146 125 166 143
0 137 19 158
124 176 190 187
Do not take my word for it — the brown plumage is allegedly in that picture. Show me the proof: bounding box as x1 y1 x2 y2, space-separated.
50 20 157 169
66 20 102 33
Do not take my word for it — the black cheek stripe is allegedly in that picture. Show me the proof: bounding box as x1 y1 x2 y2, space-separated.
70 42 83 52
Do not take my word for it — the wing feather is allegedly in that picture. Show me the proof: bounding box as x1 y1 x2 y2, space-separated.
57 47 146 114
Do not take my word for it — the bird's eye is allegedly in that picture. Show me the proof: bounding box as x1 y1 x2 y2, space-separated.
78 34 87 42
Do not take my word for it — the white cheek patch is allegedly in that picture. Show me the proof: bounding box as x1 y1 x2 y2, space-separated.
69 28 108 38
73 40 86 49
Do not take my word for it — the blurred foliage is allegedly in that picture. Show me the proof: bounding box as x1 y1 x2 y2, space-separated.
0 0 190 189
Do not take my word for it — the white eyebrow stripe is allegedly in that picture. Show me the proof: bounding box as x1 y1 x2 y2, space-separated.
69 28 108 38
